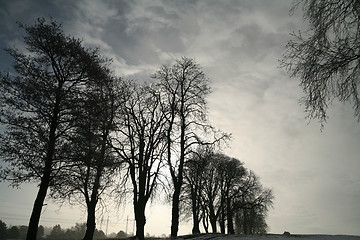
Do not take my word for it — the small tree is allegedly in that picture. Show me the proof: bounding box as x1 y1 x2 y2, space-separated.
117 230 127 238
281 0 360 125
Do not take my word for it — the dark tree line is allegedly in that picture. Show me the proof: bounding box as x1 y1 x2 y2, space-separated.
181 148 274 235
0 220 34 240
1 18 270 240
0 220 106 240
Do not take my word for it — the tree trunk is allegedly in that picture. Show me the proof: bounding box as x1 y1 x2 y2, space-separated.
171 113 185 237
226 197 234 234
26 88 61 240
83 200 96 240
220 204 225 234
135 201 146 240
202 206 209 233
26 175 50 240
191 186 200 234
203 217 209 233
209 208 217 233
191 205 200 234
192 220 200 234
210 217 217 233
170 184 181 237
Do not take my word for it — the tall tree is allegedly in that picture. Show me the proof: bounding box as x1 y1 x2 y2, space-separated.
113 82 167 240
50 72 124 240
281 0 360 125
0 18 105 240
154 57 229 237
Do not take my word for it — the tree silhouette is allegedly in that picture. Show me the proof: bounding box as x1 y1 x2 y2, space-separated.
182 147 210 234
154 57 229 237
181 149 273 235
113 82 167 240
0 18 110 240
281 0 360 125
49 72 124 240
37 225 44 239
8 226 20 239
0 220 7 240
233 171 274 234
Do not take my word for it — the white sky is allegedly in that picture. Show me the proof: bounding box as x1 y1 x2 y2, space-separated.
0 0 359 236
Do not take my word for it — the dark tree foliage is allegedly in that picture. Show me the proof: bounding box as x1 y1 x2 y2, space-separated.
37 225 44 239
281 0 360 125
113 82 167 240
49 224 64 239
0 18 108 240
18 226 28 240
8 226 20 239
0 220 7 240
49 72 124 240
49 223 105 240
117 230 127 238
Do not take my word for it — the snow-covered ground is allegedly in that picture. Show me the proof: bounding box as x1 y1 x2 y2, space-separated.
170 233 360 240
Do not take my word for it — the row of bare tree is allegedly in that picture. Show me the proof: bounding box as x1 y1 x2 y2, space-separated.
0 18 271 240
181 148 273 235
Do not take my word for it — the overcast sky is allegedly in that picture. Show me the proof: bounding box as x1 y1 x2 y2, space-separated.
0 0 360 237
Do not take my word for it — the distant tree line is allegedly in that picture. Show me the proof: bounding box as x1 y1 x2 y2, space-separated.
0 220 112 240
0 220 43 240
0 18 272 240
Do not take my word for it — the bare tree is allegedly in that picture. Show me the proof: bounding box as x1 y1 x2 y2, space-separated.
182 147 211 234
199 153 231 234
281 0 360 125
153 57 229 237
50 72 124 240
222 157 246 234
233 171 274 234
0 18 105 240
113 82 167 240
181 148 272 235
